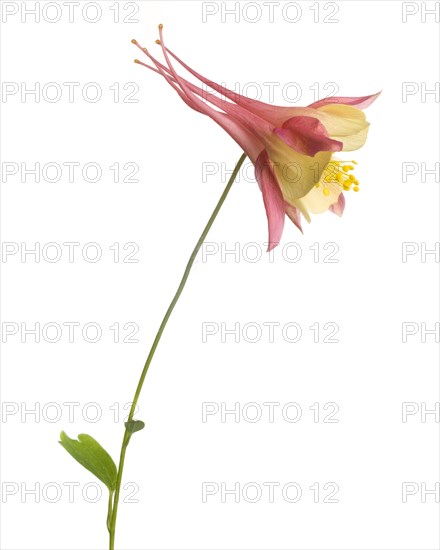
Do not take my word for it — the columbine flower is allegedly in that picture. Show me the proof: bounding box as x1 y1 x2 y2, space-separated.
132 25 379 250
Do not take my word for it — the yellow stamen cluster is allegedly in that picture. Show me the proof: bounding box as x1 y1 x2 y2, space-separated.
315 160 360 195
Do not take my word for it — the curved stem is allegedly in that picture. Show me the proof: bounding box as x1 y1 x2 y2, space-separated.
108 153 246 549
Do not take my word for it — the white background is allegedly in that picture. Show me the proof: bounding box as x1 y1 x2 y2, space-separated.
1 1 439 549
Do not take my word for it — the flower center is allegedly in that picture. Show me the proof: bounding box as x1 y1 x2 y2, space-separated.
316 160 360 196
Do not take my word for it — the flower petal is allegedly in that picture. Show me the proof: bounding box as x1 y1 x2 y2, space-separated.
298 181 342 215
267 136 332 204
309 92 381 110
255 151 286 251
273 116 343 157
285 203 303 233
328 192 345 216
315 104 370 151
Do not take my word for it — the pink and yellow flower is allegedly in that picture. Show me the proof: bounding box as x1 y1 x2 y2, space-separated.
132 26 379 250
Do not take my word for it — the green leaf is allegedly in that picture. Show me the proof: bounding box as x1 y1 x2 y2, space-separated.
59 432 117 491
125 420 145 434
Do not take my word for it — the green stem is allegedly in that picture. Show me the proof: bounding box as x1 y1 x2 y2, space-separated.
108 152 246 549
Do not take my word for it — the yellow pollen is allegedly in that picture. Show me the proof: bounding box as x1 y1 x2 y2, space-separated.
318 159 362 194
134 59 140 63
131 39 137 44
158 23 163 29
155 39 161 45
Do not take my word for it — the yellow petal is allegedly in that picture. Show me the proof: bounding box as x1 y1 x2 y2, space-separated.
338 125 370 151
316 104 370 151
299 181 342 215
267 136 332 204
